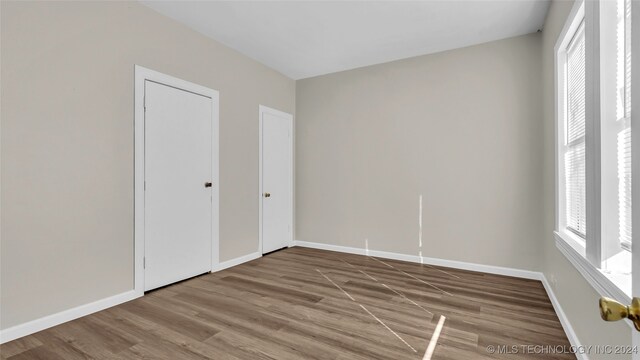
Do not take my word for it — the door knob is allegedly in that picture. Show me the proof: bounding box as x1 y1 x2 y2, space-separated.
599 297 640 331
264 192 271 198
205 182 212 188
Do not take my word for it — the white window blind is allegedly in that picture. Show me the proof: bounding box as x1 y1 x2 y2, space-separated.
616 0 632 249
565 20 587 238
618 126 632 247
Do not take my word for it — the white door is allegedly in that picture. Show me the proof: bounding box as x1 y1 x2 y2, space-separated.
144 80 213 291
633 0 640 355
633 1 640 357
260 106 293 254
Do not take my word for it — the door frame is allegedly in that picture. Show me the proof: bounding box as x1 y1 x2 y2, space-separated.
258 105 294 254
134 65 220 295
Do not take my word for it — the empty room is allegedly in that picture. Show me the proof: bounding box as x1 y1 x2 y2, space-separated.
1 0 639 359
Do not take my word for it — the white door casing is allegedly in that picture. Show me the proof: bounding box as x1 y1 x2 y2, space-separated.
134 66 219 294
259 106 293 254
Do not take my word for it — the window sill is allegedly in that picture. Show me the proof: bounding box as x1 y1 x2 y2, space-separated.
554 231 631 307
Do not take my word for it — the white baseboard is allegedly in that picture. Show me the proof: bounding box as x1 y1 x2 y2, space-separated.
212 251 262 272
540 275 587 360
293 240 541 279
1 250 263 344
294 240 587 359
0 290 139 344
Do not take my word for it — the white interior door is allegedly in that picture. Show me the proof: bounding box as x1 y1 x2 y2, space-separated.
144 80 213 291
633 226 639 359
261 107 293 254
632 1 640 357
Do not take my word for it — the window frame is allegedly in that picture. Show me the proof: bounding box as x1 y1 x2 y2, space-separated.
554 0 632 307
556 0 589 258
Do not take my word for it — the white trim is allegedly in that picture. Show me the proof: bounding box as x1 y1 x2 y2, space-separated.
0 290 139 344
555 232 631 303
134 65 220 294
554 0 585 53
584 0 602 266
293 241 541 280
555 233 633 332
558 228 588 259
258 105 294 255
539 275 587 360
212 251 262 272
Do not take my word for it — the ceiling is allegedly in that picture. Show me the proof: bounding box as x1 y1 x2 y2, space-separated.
141 1 550 80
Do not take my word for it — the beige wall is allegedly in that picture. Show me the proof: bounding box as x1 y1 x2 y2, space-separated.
0 1 295 330
296 34 544 271
2 0 632 351
540 1 631 357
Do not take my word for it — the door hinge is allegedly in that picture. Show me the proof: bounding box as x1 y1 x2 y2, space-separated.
144 181 146 191
143 95 146 112
143 257 146 269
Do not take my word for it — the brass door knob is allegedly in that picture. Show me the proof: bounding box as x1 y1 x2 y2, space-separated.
599 297 640 331
264 192 271 198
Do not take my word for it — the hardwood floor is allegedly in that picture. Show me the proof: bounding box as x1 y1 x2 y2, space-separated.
1 247 574 359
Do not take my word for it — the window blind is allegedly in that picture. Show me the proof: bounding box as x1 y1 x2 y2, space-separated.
565 20 587 237
617 0 632 248
618 126 632 246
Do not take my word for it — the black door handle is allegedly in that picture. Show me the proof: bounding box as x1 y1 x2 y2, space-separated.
205 182 212 188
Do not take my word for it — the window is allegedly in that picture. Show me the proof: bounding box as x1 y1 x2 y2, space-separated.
556 3 587 254
555 0 633 302
614 0 632 251
564 20 586 240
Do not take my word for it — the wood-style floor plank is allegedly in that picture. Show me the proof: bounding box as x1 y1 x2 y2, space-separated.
1 247 574 359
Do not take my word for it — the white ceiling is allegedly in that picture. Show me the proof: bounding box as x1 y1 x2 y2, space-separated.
141 1 550 80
